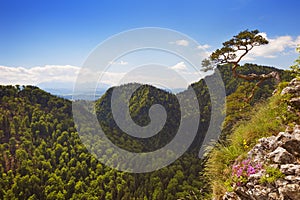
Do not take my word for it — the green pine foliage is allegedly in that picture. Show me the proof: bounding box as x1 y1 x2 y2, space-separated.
0 64 294 199
0 85 207 199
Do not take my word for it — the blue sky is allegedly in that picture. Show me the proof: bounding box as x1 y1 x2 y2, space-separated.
0 0 299 88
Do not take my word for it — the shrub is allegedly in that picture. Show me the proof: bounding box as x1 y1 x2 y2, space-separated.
259 167 285 184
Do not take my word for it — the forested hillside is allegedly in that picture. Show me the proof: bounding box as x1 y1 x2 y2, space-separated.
0 64 293 199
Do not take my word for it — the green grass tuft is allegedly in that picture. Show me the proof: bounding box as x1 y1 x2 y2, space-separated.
260 167 285 184
205 86 294 199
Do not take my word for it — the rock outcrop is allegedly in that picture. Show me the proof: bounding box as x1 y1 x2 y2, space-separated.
223 78 300 200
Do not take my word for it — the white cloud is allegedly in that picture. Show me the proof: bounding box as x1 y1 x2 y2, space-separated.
0 65 128 87
169 62 187 71
170 39 189 46
296 36 300 46
244 33 300 61
108 60 128 65
0 65 80 85
99 71 126 86
0 63 206 92
257 32 268 39
198 50 212 59
196 44 212 59
197 44 211 50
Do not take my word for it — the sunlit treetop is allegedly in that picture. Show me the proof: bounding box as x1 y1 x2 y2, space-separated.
210 29 268 70
208 29 280 102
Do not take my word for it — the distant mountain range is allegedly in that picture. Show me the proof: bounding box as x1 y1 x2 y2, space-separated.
38 81 187 100
37 81 111 100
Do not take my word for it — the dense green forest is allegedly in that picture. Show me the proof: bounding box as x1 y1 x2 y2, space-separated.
0 64 294 199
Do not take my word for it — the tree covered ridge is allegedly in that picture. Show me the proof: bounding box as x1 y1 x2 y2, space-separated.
0 82 207 199
95 83 181 153
0 64 293 199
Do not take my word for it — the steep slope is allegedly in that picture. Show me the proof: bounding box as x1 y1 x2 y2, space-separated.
0 64 293 199
0 86 207 199
95 83 181 153
224 78 300 200
95 64 291 154
206 78 300 199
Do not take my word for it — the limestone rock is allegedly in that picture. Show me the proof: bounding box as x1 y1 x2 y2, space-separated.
281 78 300 96
280 164 300 175
268 192 279 200
284 175 300 181
268 147 296 164
223 192 241 200
279 184 300 200
289 97 300 109
222 79 300 200
281 139 300 157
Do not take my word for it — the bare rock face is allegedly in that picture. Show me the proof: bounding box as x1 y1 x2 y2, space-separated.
281 139 300 157
278 184 300 200
282 78 300 110
289 97 300 109
268 147 296 164
280 164 300 175
223 125 300 200
223 78 300 200
281 78 300 96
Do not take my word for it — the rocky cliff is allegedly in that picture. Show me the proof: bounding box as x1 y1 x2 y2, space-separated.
223 78 300 200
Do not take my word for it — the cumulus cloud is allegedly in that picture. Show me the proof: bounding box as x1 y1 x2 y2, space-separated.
0 63 206 91
170 39 189 46
99 71 126 86
108 60 128 65
0 65 127 87
197 44 211 50
244 34 300 61
169 62 187 71
0 65 80 85
196 44 212 59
